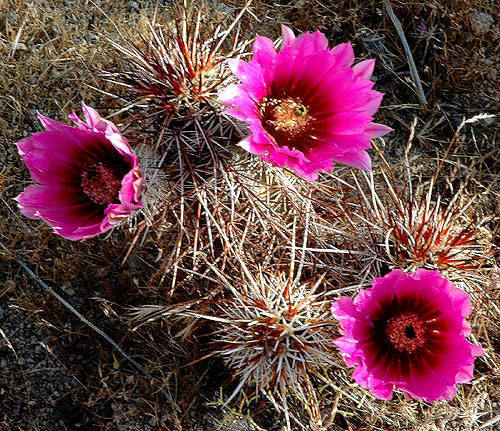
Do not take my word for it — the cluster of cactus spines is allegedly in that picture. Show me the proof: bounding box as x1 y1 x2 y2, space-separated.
357 153 493 280
179 253 337 430
97 2 258 290
103 1 250 181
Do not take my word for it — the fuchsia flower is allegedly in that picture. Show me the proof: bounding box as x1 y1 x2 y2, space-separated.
15 103 143 241
220 26 391 180
331 269 483 402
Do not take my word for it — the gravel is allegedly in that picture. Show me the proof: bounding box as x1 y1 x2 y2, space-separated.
0 304 82 430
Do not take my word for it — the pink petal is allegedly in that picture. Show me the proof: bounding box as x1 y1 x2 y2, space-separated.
68 111 90 131
290 30 329 55
81 102 109 132
37 113 68 132
317 112 373 135
273 33 331 96
334 150 372 170
119 170 144 208
330 42 355 68
70 102 121 137
287 51 338 99
303 67 355 108
365 122 393 138
352 59 375 79
21 150 81 187
332 337 358 359
281 25 295 47
17 131 78 163
352 363 394 400
227 58 267 100
16 184 91 219
59 222 103 241
469 343 484 357
361 91 385 115
331 296 358 321
320 82 382 115
312 134 372 155
252 36 276 85
219 84 259 122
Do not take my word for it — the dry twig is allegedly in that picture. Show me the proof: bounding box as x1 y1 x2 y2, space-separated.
383 0 427 106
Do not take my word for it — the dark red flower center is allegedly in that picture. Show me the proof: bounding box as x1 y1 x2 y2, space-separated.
81 163 122 206
260 97 314 152
385 312 427 354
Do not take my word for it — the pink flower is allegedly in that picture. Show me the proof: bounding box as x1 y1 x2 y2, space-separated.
331 269 483 401
15 103 143 241
219 26 392 180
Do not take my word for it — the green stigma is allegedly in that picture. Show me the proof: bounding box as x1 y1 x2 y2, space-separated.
294 105 307 117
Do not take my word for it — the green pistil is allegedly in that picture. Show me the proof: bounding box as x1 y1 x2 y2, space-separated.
294 105 307 117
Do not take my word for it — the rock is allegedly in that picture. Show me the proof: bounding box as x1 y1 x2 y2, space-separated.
61 282 75 296
469 12 494 34
14 42 28 51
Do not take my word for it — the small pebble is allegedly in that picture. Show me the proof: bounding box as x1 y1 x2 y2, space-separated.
14 42 28 51
469 12 494 34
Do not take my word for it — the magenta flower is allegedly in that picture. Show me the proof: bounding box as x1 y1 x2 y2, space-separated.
15 103 143 241
331 269 483 402
219 26 392 180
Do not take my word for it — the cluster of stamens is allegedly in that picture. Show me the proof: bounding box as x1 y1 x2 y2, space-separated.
81 163 122 205
385 312 427 354
260 97 313 151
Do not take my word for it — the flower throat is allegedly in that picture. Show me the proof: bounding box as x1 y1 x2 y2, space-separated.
81 163 122 205
385 312 427 354
260 97 313 151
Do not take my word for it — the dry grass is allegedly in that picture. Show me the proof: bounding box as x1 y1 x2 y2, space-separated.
0 0 499 430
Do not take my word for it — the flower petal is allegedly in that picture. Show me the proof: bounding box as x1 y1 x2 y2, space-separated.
281 25 295 47
329 42 355 68
334 150 372 170
317 112 374 135
227 58 267 100
16 184 96 221
37 113 69 132
352 59 375 79
219 84 259 122
252 36 276 85
365 122 393 138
